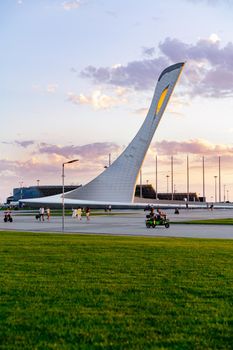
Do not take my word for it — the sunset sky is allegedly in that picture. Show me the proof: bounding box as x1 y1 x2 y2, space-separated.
1 0 233 203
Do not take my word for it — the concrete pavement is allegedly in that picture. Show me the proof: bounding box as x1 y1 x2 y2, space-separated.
1 209 233 239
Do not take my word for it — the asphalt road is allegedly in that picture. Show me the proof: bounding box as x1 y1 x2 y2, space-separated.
1 209 233 239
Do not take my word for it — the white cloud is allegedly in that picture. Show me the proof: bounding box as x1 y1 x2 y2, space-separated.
135 107 149 116
209 33 221 43
46 84 58 93
112 63 122 69
114 87 128 96
67 90 127 110
0 169 17 177
62 0 81 11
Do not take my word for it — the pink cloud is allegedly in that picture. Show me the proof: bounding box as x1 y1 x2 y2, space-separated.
37 142 121 159
153 139 233 156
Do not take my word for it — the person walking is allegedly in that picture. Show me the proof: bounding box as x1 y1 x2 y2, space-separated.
46 207 51 221
39 207 45 221
77 207 82 221
72 208 77 218
85 207 90 222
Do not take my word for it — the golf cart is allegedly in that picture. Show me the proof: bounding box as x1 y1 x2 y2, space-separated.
145 212 170 229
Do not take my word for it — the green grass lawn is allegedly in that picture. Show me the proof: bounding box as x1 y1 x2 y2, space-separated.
172 218 233 225
1 232 233 349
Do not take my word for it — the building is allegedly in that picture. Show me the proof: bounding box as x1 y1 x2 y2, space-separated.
135 184 200 201
11 185 80 202
11 183 200 204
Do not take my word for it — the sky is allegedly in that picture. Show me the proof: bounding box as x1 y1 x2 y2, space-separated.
1 0 233 203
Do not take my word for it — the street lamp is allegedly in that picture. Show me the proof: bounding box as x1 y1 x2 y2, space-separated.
166 175 170 194
214 175 218 203
62 159 79 232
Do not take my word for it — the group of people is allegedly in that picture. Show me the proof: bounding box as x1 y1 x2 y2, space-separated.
72 207 91 221
38 207 50 221
148 206 167 221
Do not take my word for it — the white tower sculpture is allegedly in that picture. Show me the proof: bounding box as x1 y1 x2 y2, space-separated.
65 62 184 203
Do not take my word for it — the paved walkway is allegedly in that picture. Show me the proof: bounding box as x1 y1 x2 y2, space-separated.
1 209 233 239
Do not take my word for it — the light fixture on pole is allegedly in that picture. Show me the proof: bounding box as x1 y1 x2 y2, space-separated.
62 159 79 232
214 175 218 203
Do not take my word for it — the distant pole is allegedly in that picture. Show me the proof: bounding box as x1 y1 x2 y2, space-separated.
202 156 205 201
140 169 142 198
62 164 65 231
219 156 221 203
155 155 158 200
37 179 40 186
227 189 229 202
224 184 226 202
214 175 218 203
187 155 190 202
166 175 170 194
109 153 111 167
171 155 174 200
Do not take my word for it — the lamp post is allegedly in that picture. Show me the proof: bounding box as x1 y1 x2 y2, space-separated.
37 179 40 186
202 156 205 201
171 155 174 200
224 184 226 203
214 175 218 203
166 175 170 194
62 159 79 232
187 155 190 203
104 153 112 169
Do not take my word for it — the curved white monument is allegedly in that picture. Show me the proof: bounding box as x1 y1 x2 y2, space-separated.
65 62 185 202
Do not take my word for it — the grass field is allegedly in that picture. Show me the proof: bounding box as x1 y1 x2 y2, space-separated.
173 218 233 225
1 231 233 349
